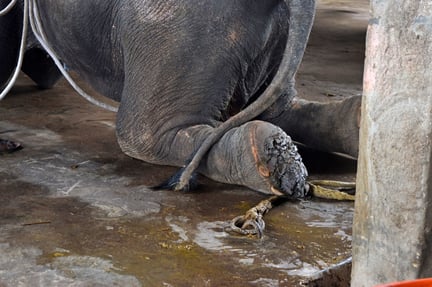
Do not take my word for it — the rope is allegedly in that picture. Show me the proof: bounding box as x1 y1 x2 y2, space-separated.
0 0 118 112
308 179 355 201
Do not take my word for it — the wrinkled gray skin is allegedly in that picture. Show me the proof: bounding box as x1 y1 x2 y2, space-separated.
0 0 358 196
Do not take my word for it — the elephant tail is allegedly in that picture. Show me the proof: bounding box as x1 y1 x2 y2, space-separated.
160 0 317 192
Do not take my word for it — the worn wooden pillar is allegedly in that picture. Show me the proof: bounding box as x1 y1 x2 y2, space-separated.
351 1 432 286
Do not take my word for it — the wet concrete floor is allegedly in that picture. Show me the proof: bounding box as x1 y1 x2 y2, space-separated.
0 1 368 286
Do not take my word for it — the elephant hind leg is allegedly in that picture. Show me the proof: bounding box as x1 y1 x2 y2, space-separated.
116 103 308 196
21 48 62 89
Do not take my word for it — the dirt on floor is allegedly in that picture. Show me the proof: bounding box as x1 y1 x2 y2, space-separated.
0 1 368 286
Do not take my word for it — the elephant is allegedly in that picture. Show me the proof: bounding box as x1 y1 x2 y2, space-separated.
0 0 360 197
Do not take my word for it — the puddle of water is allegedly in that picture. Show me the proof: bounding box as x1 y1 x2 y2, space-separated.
194 221 231 251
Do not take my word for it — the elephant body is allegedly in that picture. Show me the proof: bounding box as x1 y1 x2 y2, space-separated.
0 0 359 196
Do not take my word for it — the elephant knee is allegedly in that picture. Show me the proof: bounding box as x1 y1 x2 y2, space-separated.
115 125 161 164
116 119 213 167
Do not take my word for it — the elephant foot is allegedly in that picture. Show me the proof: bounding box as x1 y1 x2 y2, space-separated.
261 127 308 197
201 120 308 197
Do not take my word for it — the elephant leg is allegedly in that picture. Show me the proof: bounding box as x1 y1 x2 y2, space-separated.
21 47 62 89
260 95 361 158
116 106 307 196
115 68 308 196
114 71 309 197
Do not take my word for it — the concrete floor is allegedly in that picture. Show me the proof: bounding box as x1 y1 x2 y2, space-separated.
0 1 368 286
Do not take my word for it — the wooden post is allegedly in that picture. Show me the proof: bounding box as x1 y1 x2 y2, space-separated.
351 1 432 286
